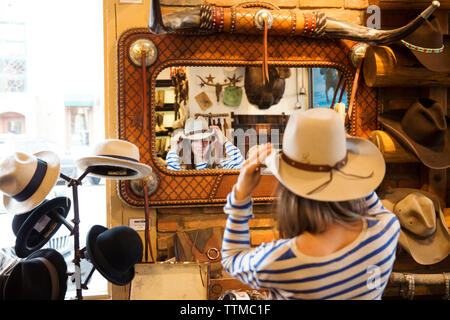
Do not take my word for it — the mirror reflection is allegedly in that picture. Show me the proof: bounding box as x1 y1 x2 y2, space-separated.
154 66 348 170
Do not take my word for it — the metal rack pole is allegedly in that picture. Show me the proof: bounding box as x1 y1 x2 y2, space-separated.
60 168 91 300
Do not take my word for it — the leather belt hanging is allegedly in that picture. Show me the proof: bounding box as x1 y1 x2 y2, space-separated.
141 52 149 133
143 182 154 262
345 57 364 128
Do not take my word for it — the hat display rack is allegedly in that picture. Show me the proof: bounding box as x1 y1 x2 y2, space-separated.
0 139 154 300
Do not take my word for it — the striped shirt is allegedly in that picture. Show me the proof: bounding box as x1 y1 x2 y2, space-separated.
166 141 244 170
221 189 401 300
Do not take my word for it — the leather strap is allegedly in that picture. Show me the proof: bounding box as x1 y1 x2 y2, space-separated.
143 182 154 262
281 151 348 173
281 151 374 195
262 18 269 85
345 57 364 128
141 53 148 133
330 73 344 109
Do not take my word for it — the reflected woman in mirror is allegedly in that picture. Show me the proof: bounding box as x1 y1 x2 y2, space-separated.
166 117 244 170
221 108 400 300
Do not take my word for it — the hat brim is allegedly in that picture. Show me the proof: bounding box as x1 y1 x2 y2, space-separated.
76 156 152 180
406 36 450 73
14 197 71 258
3 151 61 215
264 137 386 202
378 112 450 169
380 188 450 265
181 131 214 141
86 225 135 286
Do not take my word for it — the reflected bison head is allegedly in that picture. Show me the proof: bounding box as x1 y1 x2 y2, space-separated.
244 67 291 110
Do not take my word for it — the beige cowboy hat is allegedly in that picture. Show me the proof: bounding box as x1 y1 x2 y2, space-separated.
380 188 450 265
265 108 386 202
75 139 152 180
181 117 214 140
0 151 60 215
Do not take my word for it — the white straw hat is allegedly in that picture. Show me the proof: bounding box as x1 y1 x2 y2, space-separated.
181 117 213 140
75 139 152 180
0 151 60 214
265 108 386 202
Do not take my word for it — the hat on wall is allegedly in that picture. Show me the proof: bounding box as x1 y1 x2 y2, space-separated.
265 108 386 202
181 117 214 140
85 225 143 286
0 151 60 215
12 197 71 258
400 15 450 73
75 139 152 180
3 248 68 300
378 98 449 169
380 188 450 265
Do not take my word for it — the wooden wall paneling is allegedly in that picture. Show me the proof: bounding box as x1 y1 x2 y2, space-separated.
426 88 448 207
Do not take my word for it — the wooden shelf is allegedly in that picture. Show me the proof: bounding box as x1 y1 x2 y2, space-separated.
368 130 420 163
155 79 173 87
156 103 175 112
156 128 173 137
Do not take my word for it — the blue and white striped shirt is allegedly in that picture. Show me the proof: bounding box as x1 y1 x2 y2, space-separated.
166 141 244 170
221 190 400 300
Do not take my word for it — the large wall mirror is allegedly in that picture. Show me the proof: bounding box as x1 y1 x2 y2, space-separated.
116 29 379 207
154 65 348 172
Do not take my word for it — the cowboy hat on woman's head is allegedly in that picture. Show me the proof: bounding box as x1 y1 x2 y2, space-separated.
265 108 386 202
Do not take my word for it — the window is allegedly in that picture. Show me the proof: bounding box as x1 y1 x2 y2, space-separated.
0 21 27 93
0 0 106 299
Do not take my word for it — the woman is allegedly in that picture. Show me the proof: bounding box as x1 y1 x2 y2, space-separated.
221 108 400 300
166 117 244 170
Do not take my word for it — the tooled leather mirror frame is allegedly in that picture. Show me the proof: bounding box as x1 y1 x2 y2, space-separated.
116 28 379 207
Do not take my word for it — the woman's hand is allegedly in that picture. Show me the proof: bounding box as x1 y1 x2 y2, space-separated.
170 131 184 152
234 143 272 201
210 126 228 145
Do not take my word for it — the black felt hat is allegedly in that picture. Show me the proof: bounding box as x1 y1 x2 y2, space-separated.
3 248 68 300
12 197 71 258
378 98 450 169
86 225 143 286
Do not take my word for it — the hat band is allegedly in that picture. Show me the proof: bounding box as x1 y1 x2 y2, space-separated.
98 154 139 162
185 129 211 138
13 159 48 202
281 151 374 195
35 257 59 300
401 40 444 54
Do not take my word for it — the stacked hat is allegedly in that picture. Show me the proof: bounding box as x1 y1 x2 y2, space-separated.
381 188 450 265
85 225 143 285
2 248 68 300
76 139 152 180
12 197 71 258
0 151 60 214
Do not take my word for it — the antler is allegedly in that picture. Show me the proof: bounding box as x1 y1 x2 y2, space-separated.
149 0 440 45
